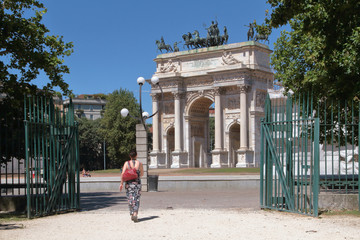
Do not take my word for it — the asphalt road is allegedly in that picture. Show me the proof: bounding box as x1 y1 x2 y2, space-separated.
80 188 260 212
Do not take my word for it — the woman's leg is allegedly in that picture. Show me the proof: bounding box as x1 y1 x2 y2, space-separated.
131 183 142 221
125 184 135 216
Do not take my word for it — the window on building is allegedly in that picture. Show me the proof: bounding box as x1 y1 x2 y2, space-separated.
82 105 90 110
90 114 93 120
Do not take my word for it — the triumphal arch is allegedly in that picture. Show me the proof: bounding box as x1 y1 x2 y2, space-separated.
149 41 273 168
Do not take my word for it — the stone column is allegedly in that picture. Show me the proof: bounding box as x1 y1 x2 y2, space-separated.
174 92 181 152
214 88 222 150
171 92 183 168
149 94 165 169
151 94 159 152
237 85 251 167
211 87 227 168
240 85 249 150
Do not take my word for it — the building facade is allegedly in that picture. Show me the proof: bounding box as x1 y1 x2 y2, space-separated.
63 94 106 120
149 41 273 168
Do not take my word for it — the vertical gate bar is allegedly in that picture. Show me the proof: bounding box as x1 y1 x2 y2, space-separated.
44 97 50 212
260 119 264 207
331 100 335 191
351 101 355 192
24 96 31 218
310 93 314 214
337 102 341 191
302 93 306 213
0 103 2 196
274 98 278 208
76 122 80 210
358 101 360 211
4 103 8 195
324 99 327 189
313 118 320 217
17 113 21 194
344 101 348 193
296 95 301 209
281 97 286 210
11 109 15 195
28 96 33 216
286 95 294 211
41 96 46 214
304 92 309 214
32 96 37 215
264 95 272 207
36 96 41 215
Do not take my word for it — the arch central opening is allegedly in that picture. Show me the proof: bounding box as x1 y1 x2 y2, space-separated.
188 97 214 168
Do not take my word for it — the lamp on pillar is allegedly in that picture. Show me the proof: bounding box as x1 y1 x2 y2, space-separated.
120 76 163 191
121 76 163 130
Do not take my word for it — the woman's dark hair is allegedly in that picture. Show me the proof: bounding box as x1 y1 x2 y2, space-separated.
129 149 137 159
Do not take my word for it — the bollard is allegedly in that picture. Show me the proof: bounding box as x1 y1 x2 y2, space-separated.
148 175 158 192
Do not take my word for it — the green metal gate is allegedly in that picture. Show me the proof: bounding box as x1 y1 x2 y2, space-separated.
24 96 80 218
260 94 320 216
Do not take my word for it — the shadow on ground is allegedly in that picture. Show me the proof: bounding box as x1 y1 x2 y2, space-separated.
138 216 159 222
80 192 127 211
0 223 24 230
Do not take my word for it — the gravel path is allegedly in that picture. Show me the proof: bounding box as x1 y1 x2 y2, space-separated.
1 208 360 240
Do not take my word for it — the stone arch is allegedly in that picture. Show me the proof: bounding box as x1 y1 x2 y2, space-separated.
228 123 240 167
186 96 214 168
165 126 175 168
186 92 214 116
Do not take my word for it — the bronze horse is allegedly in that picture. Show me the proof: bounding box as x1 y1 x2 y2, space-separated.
182 32 195 50
156 40 173 53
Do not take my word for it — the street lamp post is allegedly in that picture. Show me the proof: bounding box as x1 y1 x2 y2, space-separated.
121 76 163 129
121 76 163 191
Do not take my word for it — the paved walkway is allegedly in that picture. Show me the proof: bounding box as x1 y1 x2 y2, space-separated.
80 189 260 212
2 177 360 240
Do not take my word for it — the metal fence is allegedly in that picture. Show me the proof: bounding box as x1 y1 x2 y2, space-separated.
0 108 25 196
0 96 80 218
260 93 359 216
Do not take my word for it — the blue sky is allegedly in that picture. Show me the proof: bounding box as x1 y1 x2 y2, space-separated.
34 0 287 116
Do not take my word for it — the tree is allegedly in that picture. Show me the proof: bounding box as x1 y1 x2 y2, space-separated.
78 118 104 170
101 89 140 168
0 0 73 102
0 0 73 164
266 0 360 102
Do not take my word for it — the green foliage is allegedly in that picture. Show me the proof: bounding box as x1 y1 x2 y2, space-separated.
0 0 73 103
266 0 360 102
100 88 139 168
77 118 104 170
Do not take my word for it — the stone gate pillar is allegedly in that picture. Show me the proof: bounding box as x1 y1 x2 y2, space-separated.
211 87 227 168
171 92 186 168
237 85 252 167
136 124 148 191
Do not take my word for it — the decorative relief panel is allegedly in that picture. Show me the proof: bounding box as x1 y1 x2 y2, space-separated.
226 97 240 109
256 90 267 107
163 102 174 114
158 59 179 73
185 78 213 87
213 73 246 83
225 113 240 119
221 51 242 65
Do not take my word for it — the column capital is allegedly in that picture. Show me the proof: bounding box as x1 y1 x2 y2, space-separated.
239 85 250 93
150 93 159 101
173 92 183 100
214 87 225 96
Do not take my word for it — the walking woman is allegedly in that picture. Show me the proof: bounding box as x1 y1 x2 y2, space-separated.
120 150 144 222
